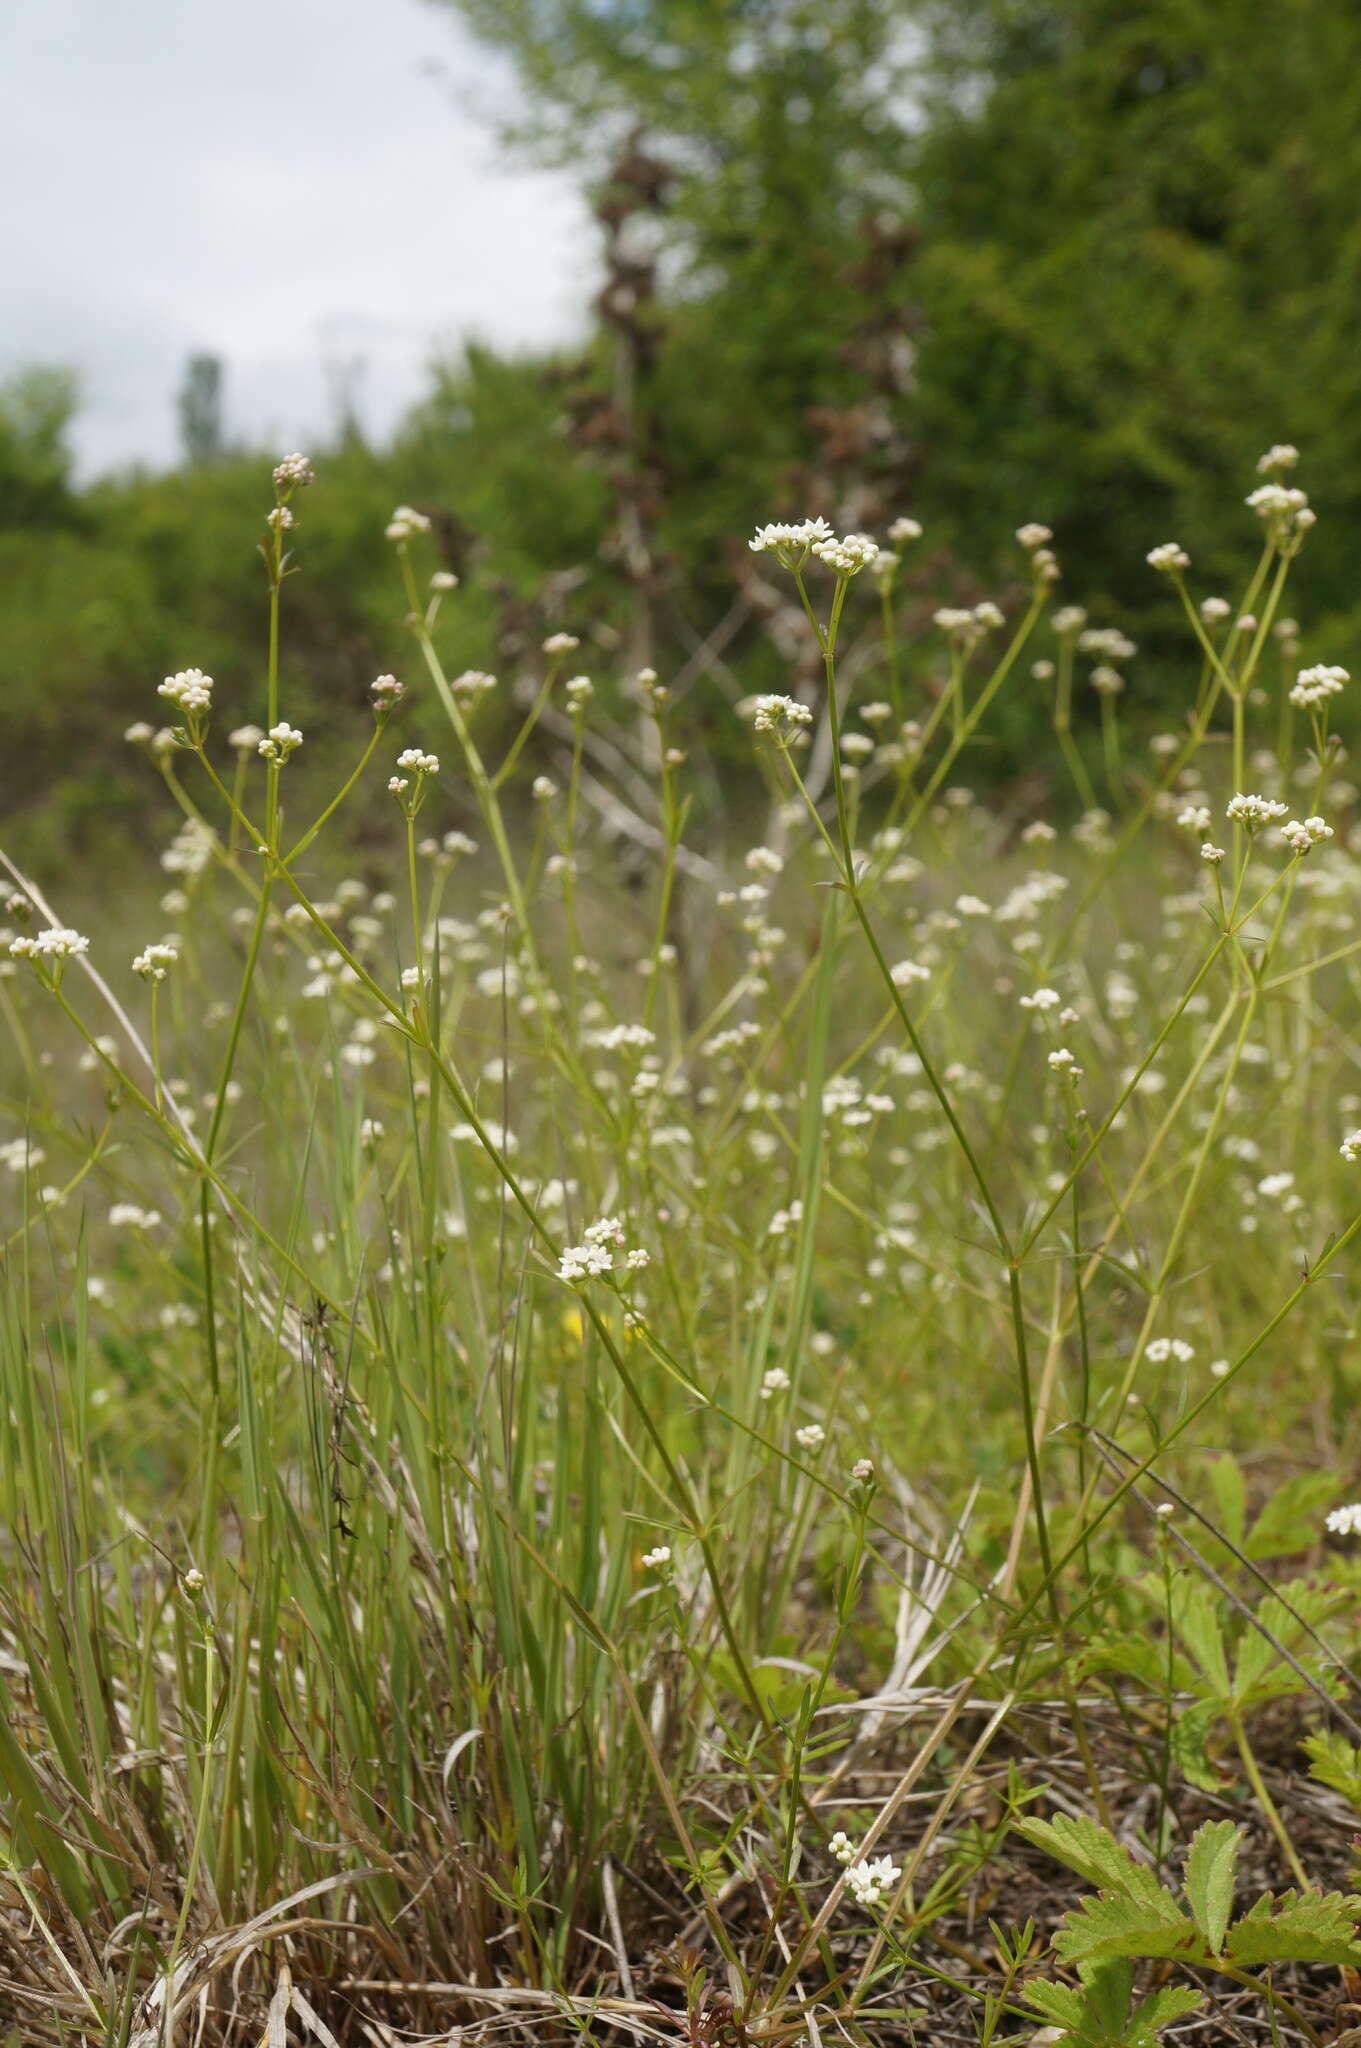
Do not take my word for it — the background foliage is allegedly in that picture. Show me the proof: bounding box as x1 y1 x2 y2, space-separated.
7 0 1361 862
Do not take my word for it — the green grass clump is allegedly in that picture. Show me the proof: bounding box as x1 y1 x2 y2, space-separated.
5 457 1361 2046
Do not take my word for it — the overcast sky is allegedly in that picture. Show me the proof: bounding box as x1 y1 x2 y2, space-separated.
0 0 594 477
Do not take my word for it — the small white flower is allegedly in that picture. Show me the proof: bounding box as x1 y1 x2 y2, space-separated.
132 942 179 983
1289 664 1348 710
1256 443 1300 475
750 693 813 735
257 723 303 764
1016 522 1053 551
1147 542 1190 574
1282 815 1333 854
1019 986 1061 1013
1200 843 1227 864
370 673 404 713
1052 605 1088 637
1340 1130 1361 1164
557 1242 613 1283
272 452 314 489
760 1367 791 1400
887 515 922 544
851 1457 875 1483
385 503 431 543
795 1423 826 1451
1225 792 1288 831
1325 1503 1361 1538
810 530 881 577
844 1854 902 1908
641 1544 672 1571
829 1830 857 1865
10 927 90 986
543 631 580 655
158 667 214 717
749 516 834 559
396 747 440 776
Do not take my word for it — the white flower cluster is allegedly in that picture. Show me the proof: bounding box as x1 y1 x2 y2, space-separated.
935 603 1003 651
272 452 314 490
110 1202 161 1230
162 816 216 877
370 673 404 717
258 723 303 764
749 516 833 558
0 1137 44 1173
888 515 923 543
565 674 593 711
1078 627 1137 662
1326 1502 1361 1537
585 1023 656 1053
397 747 439 777
1257 443 1299 475
795 1422 825 1450
1289 663 1348 710
557 1216 649 1285
1147 542 1190 574
750 693 813 735
810 530 881 577
132 942 179 983
1281 814 1333 854
452 669 498 702
843 1855 902 1908
1339 1131 1361 1164
1245 482 1314 546
641 1544 672 1572
158 668 214 717
229 723 264 754
1225 792 1288 831
10 927 89 984
1146 1337 1194 1364
543 631 580 655
1052 605 1088 637
385 504 431 543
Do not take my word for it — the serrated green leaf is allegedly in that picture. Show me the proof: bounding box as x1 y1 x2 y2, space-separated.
1224 1888 1361 1968
1206 1453 1247 1550
1015 1813 1173 1910
1172 1578 1231 1698
1303 1728 1361 1806
1052 1887 1195 1968
1168 1696 1223 1791
1244 1472 1341 1560
1127 1984 1203 2041
1079 1955 1135 2031
1023 1979 1087 2027
1183 1819 1240 1954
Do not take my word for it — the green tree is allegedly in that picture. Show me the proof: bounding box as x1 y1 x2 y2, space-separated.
908 0 1361 638
0 367 79 530
177 353 226 466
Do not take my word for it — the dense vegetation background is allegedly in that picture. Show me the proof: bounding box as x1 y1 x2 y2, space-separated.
7 0 1361 862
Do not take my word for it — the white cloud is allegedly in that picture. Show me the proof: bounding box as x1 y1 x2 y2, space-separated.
0 0 594 475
